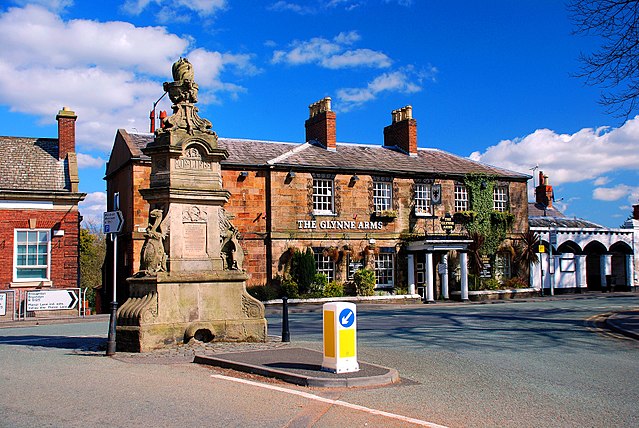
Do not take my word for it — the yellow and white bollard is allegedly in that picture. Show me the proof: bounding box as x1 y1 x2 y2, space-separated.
321 302 359 373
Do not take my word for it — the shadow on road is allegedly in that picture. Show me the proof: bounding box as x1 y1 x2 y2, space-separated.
0 335 106 352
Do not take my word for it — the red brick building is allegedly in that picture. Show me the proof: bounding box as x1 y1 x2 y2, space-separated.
105 99 529 303
0 108 86 296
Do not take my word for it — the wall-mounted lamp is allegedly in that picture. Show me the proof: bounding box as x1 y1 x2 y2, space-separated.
239 171 249 178
287 171 296 179
351 174 359 182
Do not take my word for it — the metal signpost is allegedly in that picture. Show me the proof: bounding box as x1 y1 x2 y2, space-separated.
104 193 123 356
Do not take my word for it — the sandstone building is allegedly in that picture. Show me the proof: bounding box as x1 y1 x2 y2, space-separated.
105 98 529 305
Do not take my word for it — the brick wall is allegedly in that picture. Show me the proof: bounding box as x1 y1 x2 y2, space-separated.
0 209 80 290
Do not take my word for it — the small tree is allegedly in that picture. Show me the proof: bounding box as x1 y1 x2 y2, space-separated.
353 269 376 296
291 248 316 295
79 223 106 309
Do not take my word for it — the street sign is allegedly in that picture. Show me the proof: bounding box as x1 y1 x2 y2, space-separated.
538 244 545 253
103 210 124 234
0 293 6 316
26 290 78 311
549 231 557 246
339 307 355 328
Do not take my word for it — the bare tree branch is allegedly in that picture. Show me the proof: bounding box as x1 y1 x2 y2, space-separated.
568 0 639 119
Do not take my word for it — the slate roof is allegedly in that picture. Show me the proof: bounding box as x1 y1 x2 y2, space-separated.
528 202 603 228
0 136 68 191
121 130 529 180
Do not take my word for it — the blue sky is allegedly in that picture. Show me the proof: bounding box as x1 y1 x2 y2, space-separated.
1 0 638 227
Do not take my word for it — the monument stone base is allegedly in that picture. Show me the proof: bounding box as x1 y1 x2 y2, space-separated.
116 271 267 353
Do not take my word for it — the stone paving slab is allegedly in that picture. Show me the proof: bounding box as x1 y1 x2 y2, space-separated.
194 347 400 388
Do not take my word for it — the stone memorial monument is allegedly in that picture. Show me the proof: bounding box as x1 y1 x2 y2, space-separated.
116 58 267 352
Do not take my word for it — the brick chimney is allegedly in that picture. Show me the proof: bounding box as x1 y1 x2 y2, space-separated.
56 107 77 160
305 97 336 151
535 171 554 208
383 105 417 156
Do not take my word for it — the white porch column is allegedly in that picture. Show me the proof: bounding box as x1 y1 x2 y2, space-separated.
441 253 449 299
601 254 612 290
460 252 469 301
626 254 634 290
575 255 587 290
407 254 416 295
425 252 435 303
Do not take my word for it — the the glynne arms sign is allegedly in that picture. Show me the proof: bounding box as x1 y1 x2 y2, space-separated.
297 219 384 230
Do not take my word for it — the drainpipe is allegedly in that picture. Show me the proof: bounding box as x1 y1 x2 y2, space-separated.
265 166 273 286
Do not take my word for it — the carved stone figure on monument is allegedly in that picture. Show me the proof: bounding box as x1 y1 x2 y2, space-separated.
139 208 167 274
219 208 243 270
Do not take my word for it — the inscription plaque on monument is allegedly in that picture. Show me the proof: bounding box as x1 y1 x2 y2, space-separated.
183 223 207 256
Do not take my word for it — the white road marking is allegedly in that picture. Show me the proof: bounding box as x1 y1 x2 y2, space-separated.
210 374 448 427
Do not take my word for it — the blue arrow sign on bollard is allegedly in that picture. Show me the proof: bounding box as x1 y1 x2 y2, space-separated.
103 211 124 234
339 308 355 328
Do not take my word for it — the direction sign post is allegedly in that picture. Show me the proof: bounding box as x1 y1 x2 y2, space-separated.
321 302 359 373
26 290 78 311
104 206 123 356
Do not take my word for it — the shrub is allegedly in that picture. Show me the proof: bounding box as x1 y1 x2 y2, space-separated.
280 278 299 298
246 284 279 301
291 248 316 295
502 276 529 289
324 281 344 297
353 269 376 296
310 273 328 292
481 278 501 290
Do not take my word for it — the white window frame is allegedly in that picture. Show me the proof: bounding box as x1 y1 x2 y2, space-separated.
373 181 392 212
493 186 508 212
375 252 394 288
414 183 432 215
314 252 335 283
313 178 334 215
13 229 51 282
454 184 468 212
495 252 512 279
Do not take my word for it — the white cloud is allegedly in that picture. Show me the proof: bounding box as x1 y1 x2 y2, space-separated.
79 191 106 227
0 5 256 152
335 68 422 111
593 184 639 202
268 1 315 14
77 153 105 169
272 31 391 69
122 0 227 19
10 0 73 12
593 176 610 186
470 117 639 185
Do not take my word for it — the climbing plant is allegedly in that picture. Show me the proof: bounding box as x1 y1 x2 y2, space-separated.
457 173 514 257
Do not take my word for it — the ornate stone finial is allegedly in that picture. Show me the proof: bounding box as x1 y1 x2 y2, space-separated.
158 57 214 137
309 97 332 118
172 57 194 82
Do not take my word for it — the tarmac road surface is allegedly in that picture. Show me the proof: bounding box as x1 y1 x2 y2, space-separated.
0 293 637 427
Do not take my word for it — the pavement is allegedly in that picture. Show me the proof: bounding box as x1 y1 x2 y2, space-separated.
2 291 638 389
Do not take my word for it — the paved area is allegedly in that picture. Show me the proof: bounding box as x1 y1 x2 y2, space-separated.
2 291 638 390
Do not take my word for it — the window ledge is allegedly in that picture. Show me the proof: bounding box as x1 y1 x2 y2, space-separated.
312 211 337 217
10 281 52 288
414 212 435 218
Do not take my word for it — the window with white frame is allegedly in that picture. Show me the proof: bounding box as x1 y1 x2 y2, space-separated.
375 252 394 287
373 180 392 212
493 186 508 212
314 251 335 283
14 230 50 281
313 177 334 214
414 183 432 215
495 252 512 279
454 184 468 212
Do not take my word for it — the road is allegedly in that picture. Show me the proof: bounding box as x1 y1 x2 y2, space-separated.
0 294 637 427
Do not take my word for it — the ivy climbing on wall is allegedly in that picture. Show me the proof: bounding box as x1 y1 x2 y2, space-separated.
455 173 514 257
